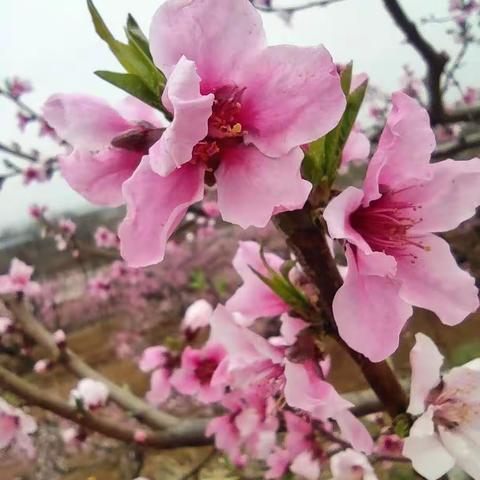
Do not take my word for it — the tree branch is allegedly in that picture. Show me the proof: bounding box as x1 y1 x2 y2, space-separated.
433 131 480 160
3 295 178 429
253 0 345 13
382 0 449 123
0 364 210 449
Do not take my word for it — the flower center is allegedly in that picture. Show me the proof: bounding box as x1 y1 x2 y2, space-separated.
350 188 426 258
191 85 246 182
194 357 220 385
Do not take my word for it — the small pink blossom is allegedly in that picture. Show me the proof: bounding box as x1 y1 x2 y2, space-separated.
0 398 37 458
330 449 378 480
70 379 109 410
58 218 76 236
53 329 66 346
88 275 111 300
181 299 213 334
0 258 40 296
139 346 174 406
226 241 289 325
134 429 147 444
7 77 32 99
324 92 480 361
17 112 32 131
116 0 345 267
0 317 13 336
403 333 480 480
94 226 119 249
28 204 47 220
33 359 50 373
170 344 227 403
375 434 403 456
463 87 478 105
22 165 47 185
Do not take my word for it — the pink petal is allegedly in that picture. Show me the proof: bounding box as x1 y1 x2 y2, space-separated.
117 96 163 126
226 241 288 323
341 129 370 167
323 186 371 253
0 414 18 448
280 314 308 345
363 92 436 204
139 346 168 372
407 333 444 415
60 149 141 207
239 45 345 157
290 451 321 480
397 234 479 326
43 94 131 150
149 57 214 176
146 368 172 406
406 158 480 235
119 158 205 267
149 0 266 87
333 246 413 362
334 410 374 454
330 449 376 480
216 145 311 228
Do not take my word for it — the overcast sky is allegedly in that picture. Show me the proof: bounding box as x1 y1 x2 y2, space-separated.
1 0 478 233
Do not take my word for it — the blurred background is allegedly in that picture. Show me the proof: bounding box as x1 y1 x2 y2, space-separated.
1 1 479 479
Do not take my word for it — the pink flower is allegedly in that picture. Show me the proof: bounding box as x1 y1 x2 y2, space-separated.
0 398 37 458
324 92 480 361
375 434 403 456
28 204 47 220
181 299 213 334
17 112 32 131
403 333 480 480
88 275 111 300
118 0 345 267
42 95 162 207
226 241 289 325
53 329 66 346
22 165 47 185
463 87 478 105
139 346 174 406
330 449 378 480
33 359 50 373
69 379 109 410
0 258 40 296
134 430 147 444
170 344 227 403
58 218 76 236
94 226 119 249
284 360 373 453
7 77 32 99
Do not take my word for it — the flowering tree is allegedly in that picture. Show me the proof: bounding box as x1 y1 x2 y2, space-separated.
1 0 480 479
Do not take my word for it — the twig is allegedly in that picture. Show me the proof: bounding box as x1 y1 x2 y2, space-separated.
179 448 217 480
3 296 178 429
432 131 480 160
0 364 210 449
254 0 345 13
382 0 449 123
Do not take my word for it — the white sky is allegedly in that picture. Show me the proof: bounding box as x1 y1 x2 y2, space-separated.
1 0 478 233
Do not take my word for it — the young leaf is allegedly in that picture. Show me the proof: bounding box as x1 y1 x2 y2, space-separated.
126 14 152 60
302 137 326 186
94 71 161 110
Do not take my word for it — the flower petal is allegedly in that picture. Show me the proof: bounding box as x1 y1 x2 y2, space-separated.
335 410 374 454
397 234 479 326
149 57 214 176
363 92 436 203
407 333 444 415
117 96 163 126
332 246 413 362
239 45 345 157
226 241 288 324
60 149 141 207
149 0 266 87
440 427 480 479
119 158 204 267
216 145 311 228
43 94 131 150
341 129 370 167
406 158 480 234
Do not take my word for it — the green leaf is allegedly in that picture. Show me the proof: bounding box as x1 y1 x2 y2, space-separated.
94 71 161 110
87 1 166 100
302 136 326 186
340 62 353 96
125 14 152 60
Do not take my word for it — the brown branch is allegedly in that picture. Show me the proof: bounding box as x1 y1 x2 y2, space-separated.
254 0 345 13
382 0 449 123
432 131 480 160
0 364 210 449
3 296 178 429
274 205 408 418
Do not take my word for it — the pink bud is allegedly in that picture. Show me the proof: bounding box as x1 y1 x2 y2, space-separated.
34 359 50 373
53 329 66 346
134 430 147 444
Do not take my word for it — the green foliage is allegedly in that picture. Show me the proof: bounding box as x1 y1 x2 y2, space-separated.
449 340 480 367
87 1 167 115
393 413 413 438
189 269 207 292
250 247 312 317
302 63 368 188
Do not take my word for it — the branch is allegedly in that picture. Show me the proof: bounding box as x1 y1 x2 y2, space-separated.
0 364 210 449
254 0 345 13
432 131 480 160
382 0 448 123
3 296 178 429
